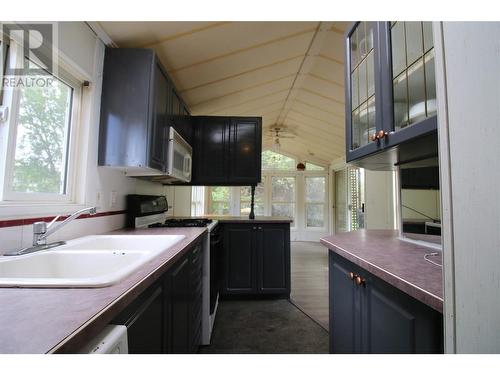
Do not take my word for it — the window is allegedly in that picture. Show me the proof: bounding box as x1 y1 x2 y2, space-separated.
271 176 296 219
262 150 295 170
305 162 325 171
206 186 231 215
191 186 205 216
1 41 81 202
240 179 265 216
305 176 326 228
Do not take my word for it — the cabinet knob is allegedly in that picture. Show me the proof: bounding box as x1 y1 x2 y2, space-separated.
349 272 355 280
253 227 257 230
355 276 366 286
376 130 387 139
370 133 378 142
258 226 262 230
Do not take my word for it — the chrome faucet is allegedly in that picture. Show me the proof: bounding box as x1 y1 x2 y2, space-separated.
3 206 97 256
33 206 97 246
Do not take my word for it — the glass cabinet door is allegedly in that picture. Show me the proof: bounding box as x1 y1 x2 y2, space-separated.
389 21 436 132
347 22 379 153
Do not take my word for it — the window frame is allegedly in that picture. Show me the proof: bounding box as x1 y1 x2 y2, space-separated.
0 37 83 204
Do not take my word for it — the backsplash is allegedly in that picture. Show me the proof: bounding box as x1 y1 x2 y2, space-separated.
0 213 126 255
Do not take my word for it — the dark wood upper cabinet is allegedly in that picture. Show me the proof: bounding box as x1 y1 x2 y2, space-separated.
99 48 159 170
345 22 438 169
228 118 262 184
191 116 262 186
98 48 190 173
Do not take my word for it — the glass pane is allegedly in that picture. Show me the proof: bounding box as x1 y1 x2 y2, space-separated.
391 22 406 78
351 107 361 150
211 201 230 215
393 71 409 130
367 95 376 136
272 203 294 218
306 177 326 202
423 22 434 53
240 183 264 203
424 50 437 117
358 22 368 61
262 150 295 170
241 202 264 216
351 68 359 109
407 58 426 124
11 73 73 194
366 23 374 52
405 22 423 66
358 101 369 147
210 186 229 202
366 51 375 98
350 27 359 70
272 177 295 202
306 204 325 227
305 162 324 171
358 59 367 104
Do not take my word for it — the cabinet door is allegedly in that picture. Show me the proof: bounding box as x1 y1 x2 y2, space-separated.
192 117 230 185
345 22 384 162
361 270 443 354
382 21 437 147
169 257 191 353
329 252 361 353
149 64 168 171
114 286 163 354
222 225 256 294
256 225 290 295
228 118 262 184
189 244 203 352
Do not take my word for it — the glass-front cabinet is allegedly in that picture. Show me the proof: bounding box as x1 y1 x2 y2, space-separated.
345 22 384 162
344 22 438 163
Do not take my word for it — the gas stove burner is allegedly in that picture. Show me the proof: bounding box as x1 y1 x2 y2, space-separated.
149 218 213 228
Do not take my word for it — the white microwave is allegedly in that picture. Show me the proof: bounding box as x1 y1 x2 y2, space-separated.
166 127 192 183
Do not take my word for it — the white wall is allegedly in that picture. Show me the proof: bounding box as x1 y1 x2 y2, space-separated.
364 170 396 230
435 22 500 353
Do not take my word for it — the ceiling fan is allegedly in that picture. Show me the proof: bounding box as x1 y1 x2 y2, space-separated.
264 126 296 153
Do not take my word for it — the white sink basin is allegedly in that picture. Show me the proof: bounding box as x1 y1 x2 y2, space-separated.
0 234 186 288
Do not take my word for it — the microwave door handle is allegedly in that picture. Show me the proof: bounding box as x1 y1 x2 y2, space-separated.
183 154 192 177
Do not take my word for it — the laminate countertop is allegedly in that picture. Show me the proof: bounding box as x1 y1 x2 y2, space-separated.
320 230 443 313
0 227 207 354
172 215 294 224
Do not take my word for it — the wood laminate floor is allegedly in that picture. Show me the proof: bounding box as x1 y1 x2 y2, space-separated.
290 241 329 330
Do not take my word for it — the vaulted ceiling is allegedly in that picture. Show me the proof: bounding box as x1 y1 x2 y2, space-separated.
97 21 350 165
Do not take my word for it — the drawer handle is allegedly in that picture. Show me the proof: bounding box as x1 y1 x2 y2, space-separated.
355 276 366 286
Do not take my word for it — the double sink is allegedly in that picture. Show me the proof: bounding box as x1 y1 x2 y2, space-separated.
0 234 185 288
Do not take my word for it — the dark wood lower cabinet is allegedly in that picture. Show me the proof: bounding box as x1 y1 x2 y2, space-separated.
112 242 203 354
329 252 443 354
221 223 290 298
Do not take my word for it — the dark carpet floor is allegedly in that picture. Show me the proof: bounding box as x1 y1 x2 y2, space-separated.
199 299 329 354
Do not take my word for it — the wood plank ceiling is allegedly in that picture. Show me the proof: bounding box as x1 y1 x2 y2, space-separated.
97 21 350 165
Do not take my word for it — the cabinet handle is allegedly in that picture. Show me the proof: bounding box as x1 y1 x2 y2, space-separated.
253 227 257 230
349 272 355 280
376 130 388 140
355 276 366 286
258 226 262 230
370 133 378 142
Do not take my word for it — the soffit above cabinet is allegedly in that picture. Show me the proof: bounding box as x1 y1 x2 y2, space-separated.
97 21 351 164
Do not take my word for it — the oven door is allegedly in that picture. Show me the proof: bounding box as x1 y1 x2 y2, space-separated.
166 127 192 182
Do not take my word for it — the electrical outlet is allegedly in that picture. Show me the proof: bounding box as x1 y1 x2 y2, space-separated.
110 190 117 208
